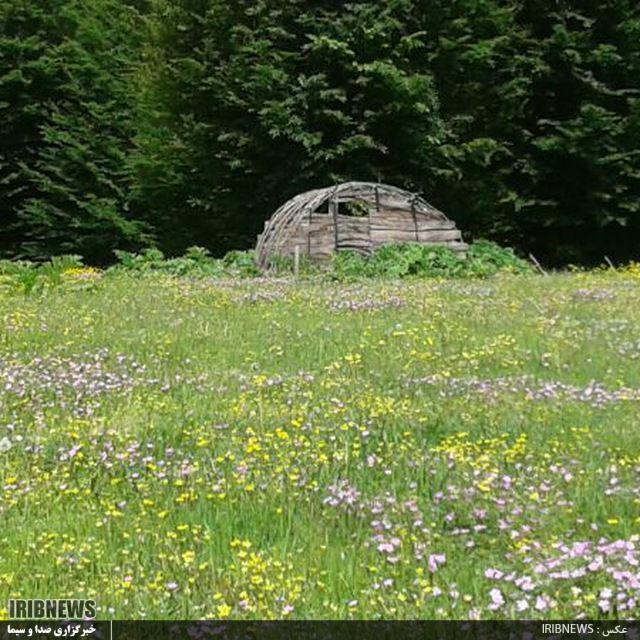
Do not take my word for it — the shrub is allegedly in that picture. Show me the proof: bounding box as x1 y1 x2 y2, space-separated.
465 241 533 277
0 255 88 294
112 248 167 271
328 241 532 280
369 244 467 278
222 251 262 278
110 247 260 278
330 251 372 280
0 241 533 292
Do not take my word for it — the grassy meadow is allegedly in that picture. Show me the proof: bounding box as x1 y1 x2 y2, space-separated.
1 267 640 619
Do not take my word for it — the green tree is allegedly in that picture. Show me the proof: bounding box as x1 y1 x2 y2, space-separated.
421 0 640 264
516 1 640 263
0 0 148 261
131 0 447 255
2 0 638 264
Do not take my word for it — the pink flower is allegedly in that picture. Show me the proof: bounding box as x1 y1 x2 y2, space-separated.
598 599 611 613
488 588 504 611
484 568 503 580
515 576 535 591
535 595 550 611
428 553 446 573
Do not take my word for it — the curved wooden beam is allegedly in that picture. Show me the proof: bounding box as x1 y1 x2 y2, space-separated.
256 182 452 267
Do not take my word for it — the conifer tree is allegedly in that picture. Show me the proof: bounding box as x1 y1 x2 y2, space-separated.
0 0 148 261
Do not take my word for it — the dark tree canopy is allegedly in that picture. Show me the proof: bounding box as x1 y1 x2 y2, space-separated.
0 0 149 261
1 0 639 265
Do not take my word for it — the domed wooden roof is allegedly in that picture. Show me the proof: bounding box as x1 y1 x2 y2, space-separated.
256 182 460 267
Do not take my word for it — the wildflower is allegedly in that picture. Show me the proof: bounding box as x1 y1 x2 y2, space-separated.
488 588 504 611
534 595 551 612
484 568 503 580
428 553 446 573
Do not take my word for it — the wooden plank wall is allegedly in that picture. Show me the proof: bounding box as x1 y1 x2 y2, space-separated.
277 209 467 260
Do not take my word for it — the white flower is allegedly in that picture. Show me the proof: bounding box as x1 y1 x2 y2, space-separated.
488 588 505 611
0 437 12 453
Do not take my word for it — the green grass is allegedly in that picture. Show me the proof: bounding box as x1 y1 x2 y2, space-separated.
1 268 640 619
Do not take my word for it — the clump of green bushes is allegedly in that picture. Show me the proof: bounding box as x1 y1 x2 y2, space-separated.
111 247 261 278
329 241 533 281
0 255 89 295
0 241 533 295
109 241 533 281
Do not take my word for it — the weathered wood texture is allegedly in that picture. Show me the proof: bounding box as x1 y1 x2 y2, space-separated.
256 182 467 266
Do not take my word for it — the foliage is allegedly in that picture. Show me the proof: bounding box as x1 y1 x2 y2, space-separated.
0 0 149 261
129 0 448 255
421 0 640 264
330 242 533 281
464 240 534 277
0 241 532 294
0 254 89 294
106 241 533 281
222 251 262 278
2 0 640 265
110 247 260 278
368 244 469 279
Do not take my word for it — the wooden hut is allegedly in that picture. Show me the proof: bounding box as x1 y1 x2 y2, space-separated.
255 182 466 267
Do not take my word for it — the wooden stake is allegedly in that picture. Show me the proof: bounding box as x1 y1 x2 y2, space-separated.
411 197 419 241
528 253 548 277
294 245 300 279
330 194 339 250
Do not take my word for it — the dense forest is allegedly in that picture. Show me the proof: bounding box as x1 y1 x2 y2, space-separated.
1 0 639 265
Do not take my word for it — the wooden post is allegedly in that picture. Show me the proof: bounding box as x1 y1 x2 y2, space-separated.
528 253 549 277
294 245 300 279
411 197 419 241
375 186 380 212
330 195 339 250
